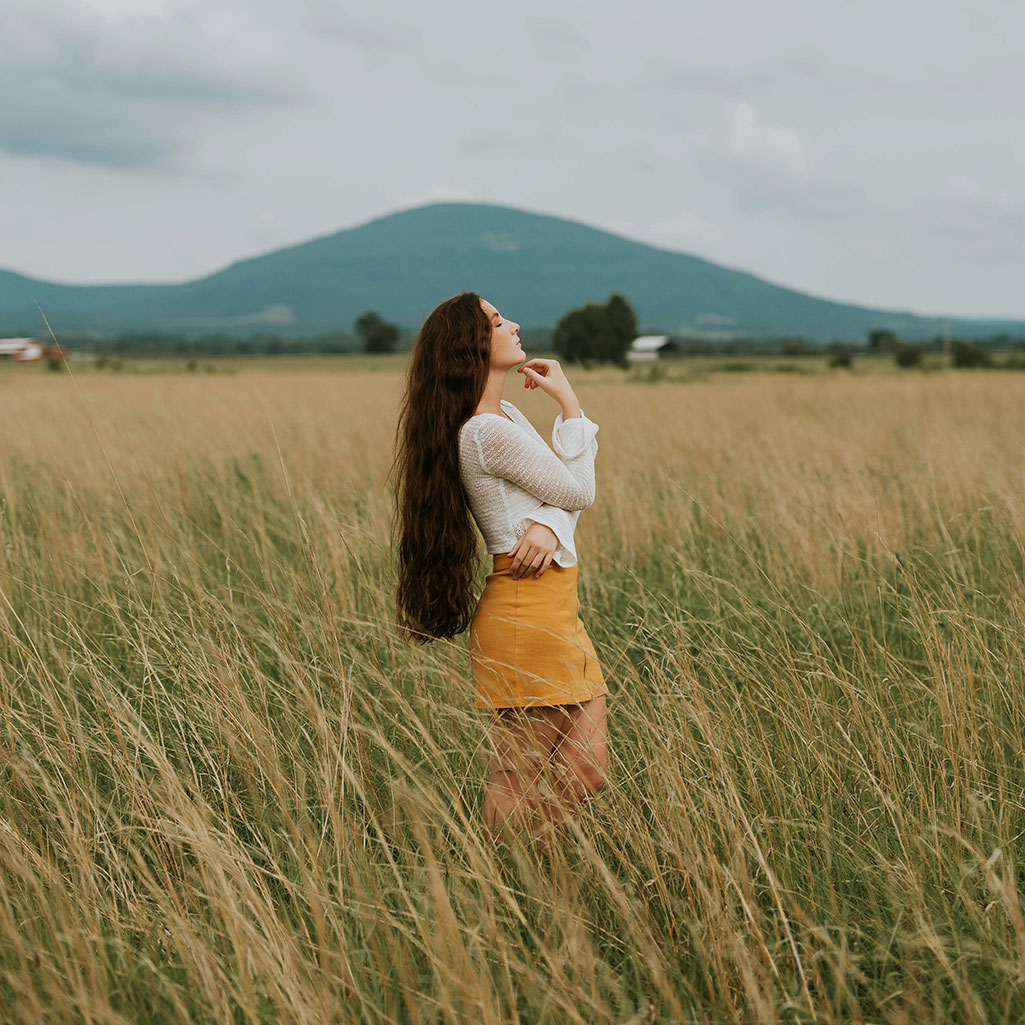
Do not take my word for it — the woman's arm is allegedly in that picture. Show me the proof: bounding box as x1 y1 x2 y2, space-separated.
472 414 599 510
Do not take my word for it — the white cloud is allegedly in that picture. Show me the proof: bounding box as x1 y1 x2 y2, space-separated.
701 100 866 222
301 4 420 53
912 194 1025 264
726 101 808 177
0 2 308 168
702 158 868 221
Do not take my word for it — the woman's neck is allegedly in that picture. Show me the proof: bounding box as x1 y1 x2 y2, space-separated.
474 373 507 415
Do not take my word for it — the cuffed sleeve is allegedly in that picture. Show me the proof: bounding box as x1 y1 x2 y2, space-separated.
552 409 599 460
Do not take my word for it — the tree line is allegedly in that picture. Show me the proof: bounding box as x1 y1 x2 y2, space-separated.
47 312 405 358
22 297 1025 363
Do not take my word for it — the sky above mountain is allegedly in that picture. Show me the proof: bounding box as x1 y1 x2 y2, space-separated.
3 0 1023 319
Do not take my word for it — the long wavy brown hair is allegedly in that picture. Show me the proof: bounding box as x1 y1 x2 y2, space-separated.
391 291 492 643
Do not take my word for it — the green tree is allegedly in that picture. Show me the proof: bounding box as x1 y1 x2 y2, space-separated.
867 329 899 353
894 342 923 368
554 304 613 366
553 294 638 367
950 339 991 368
605 293 638 359
779 338 810 356
355 311 399 354
825 343 853 368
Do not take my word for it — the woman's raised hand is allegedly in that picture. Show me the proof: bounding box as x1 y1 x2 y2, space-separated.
517 358 576 405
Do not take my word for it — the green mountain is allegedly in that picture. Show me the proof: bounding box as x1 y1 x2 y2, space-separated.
2 202 1022 341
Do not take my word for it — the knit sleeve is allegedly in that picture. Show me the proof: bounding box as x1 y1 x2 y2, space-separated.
552 410 600 460
515 505 577 554
473 412 599 511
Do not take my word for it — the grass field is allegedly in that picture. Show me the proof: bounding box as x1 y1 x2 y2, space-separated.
1 356 1024 1023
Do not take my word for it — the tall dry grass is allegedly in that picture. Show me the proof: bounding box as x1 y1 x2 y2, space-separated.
1 362 1023 1023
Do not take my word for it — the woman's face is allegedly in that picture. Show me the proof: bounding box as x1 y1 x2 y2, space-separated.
479 298 523 369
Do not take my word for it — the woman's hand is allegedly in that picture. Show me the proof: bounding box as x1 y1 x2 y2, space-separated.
507 522 559 579
517 358 578 410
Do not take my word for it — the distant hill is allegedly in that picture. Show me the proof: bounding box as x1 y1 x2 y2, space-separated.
2 202 1023 342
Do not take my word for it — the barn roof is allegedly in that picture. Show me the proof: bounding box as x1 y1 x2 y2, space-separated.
630 335 670 351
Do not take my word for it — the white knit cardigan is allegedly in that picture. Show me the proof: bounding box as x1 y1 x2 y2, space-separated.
457 398 599 567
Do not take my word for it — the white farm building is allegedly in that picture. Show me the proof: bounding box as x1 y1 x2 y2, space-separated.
0 338 45 361
626 335 675 362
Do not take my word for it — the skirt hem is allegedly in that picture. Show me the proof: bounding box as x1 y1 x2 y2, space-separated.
475 685 610 711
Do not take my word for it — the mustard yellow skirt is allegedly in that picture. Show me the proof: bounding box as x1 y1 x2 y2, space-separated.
469 552 608 709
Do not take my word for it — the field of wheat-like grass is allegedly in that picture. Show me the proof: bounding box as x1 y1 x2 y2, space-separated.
1 361 1023 1024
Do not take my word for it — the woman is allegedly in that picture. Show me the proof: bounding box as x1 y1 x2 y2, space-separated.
393 290 608 842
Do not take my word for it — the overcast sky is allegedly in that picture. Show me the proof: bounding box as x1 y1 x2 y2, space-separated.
3 0 1024 318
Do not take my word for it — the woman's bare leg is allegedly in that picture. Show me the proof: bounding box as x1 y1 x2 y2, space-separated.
549 694 608 824
484 704 568 843
484 696 607 843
